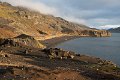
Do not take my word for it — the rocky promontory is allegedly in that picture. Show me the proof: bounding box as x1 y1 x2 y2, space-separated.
77 29 111 37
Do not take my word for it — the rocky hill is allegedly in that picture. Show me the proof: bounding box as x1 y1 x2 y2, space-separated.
108 27 120 33
0 2 88 38
0 2 111 48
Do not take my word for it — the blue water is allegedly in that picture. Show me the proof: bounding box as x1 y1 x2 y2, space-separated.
56 33 120 66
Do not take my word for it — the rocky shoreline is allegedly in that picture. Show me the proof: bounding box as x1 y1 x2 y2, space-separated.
0 35 120 80
0 2 118 80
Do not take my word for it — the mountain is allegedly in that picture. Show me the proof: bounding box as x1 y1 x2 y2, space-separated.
0 2 111 48
108 27 120 33
0 2 88 38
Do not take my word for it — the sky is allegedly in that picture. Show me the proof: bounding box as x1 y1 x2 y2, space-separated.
1 0 120 29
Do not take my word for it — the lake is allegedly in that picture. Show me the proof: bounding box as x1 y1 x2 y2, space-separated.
56 33 120 66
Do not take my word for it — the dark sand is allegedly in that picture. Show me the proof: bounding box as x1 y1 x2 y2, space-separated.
40 36 80 48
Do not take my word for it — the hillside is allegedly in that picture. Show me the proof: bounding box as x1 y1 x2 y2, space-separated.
0 2 89 38
0 2 111 48
108 27 120 33
0 2 111 38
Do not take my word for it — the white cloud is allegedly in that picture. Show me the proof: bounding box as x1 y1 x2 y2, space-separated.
1 0 59 15
99 25 120 29
91 18 110 24
0 0 88 24
64 16 87 24
0 0 87 25
1 0 120 29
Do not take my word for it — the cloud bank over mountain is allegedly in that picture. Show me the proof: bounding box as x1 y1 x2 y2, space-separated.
1 0 120 29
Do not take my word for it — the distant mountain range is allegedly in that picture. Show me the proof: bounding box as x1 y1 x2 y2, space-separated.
108 27 120 33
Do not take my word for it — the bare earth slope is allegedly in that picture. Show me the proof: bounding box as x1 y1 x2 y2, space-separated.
0 2 111 39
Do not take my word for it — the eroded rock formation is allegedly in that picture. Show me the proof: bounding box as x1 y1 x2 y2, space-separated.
78 30 111 37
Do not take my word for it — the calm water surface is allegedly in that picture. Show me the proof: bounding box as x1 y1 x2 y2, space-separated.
56 33 120 66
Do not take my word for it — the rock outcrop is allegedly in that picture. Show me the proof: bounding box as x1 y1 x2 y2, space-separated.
78 30 111 37
0 34 45 48
42 48 75 59
41 48 116 68
14 34 45 48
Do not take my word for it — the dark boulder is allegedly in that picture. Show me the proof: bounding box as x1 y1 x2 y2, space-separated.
0 67 13 75
0 38 20 47
42 48 75 59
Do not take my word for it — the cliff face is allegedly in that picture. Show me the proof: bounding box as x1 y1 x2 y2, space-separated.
78 30 111 37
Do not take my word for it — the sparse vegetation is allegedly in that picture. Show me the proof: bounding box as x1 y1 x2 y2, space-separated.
0 2 117 80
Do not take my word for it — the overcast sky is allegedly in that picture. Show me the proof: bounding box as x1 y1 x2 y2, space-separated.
1 0 120 29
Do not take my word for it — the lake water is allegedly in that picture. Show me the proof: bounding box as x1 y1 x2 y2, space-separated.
56 33 120 66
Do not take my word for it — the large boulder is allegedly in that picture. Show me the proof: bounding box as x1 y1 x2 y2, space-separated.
42 48 75 59
13 34 46 48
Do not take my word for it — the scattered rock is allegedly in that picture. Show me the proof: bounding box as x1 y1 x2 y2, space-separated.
0 38 20 47
0 52 9 58
4 54 9 58
0 66 13 75
24 50 28 54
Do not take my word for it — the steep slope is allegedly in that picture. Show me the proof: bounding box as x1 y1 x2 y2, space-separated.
0 2 111 39
0 2 88 38
108 27 120 33
0 2 111 48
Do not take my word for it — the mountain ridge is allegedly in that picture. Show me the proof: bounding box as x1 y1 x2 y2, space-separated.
108 27 120 33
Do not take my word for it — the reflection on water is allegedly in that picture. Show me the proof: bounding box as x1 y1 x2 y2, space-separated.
56 33 120 66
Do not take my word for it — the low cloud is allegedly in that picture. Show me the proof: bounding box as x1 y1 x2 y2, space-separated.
99 25 120 29
64 16 87 25
1 0 120 29
1 0 59 15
